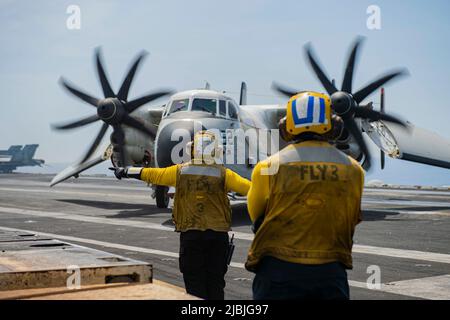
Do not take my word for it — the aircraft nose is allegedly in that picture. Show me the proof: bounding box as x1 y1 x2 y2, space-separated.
156 120 205 167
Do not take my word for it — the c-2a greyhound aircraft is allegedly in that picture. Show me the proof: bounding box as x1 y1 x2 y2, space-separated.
50 38 450 208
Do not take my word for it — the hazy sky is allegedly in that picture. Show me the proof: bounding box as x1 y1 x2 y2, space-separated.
1 0 449 185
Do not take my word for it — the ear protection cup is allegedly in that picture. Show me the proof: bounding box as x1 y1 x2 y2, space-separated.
215 144 224 157
323 115 345 141
278 116 294 142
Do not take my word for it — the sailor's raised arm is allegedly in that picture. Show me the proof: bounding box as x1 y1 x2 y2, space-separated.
109 165 178 187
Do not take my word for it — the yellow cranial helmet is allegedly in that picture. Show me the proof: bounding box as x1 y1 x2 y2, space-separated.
285 91 332 138
190 130 222 164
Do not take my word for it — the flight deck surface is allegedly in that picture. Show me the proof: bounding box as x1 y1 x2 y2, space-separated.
1 173 449 300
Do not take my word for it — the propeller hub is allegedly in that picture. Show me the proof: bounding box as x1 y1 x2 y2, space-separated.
56 48 172 168
97 98 124 124
330 91 355 117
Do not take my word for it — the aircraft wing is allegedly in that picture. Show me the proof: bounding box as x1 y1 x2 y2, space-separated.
241 105 450 169
50 145 113 187
238 104 288 163
239 104 285 129
362 120 450 169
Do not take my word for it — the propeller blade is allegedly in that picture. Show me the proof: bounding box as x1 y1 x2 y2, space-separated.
117 51 148 101
304 43 338 95
380 87 386 170
52 114 100 130
122 114 156 138
271 82 300 98
95 48 115 98
59 78 100 107
112 125 126 167
126 90 173 113
354 107 406 126
353 69 408 103
345 119 371 171
80 123 108 163
342 37 364 93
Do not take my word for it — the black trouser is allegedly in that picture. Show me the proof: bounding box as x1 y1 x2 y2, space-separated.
253 256 350 300
179 230 229 300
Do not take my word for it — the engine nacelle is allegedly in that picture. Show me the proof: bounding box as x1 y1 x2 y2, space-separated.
110 107 159 167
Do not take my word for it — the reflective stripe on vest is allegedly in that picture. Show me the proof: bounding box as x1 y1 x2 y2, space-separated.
279 145 351 165
180 165 221 177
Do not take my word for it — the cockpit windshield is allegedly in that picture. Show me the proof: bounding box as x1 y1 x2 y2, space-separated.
168 99 189 114
192 98 217 114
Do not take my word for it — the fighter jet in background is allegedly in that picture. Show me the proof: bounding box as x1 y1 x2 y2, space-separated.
0 144 45 173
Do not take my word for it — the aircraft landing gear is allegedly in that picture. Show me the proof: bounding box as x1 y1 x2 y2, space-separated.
155 185 169 208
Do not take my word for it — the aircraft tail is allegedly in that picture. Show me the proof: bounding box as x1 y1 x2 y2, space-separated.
10 144 39 162
7 145 22 153
22 144 39 160
239 82 247 105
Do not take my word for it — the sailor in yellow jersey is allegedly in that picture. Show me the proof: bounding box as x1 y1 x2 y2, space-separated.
246 91 364 300
110 131 251 300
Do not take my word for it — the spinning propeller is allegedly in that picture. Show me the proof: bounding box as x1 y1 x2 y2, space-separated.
273 37 408 170
53 48 172 166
